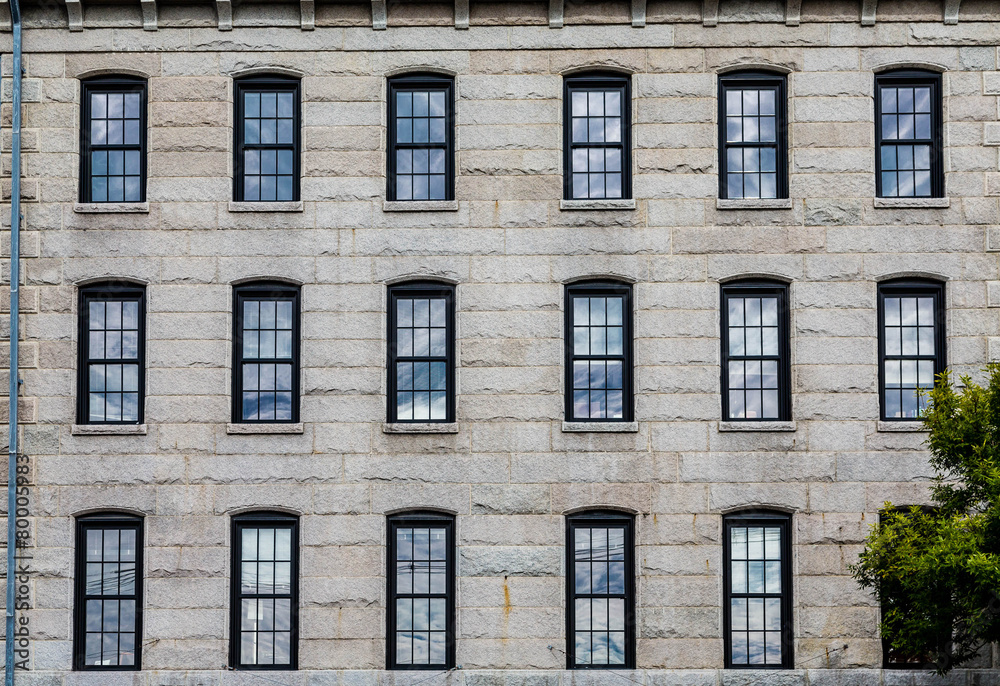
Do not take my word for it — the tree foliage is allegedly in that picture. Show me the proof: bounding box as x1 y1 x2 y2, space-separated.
851 364 1000 672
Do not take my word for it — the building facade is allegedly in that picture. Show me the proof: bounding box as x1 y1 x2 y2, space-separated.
3 0 1000 683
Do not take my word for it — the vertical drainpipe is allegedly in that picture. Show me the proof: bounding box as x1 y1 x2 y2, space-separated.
5 0 21 683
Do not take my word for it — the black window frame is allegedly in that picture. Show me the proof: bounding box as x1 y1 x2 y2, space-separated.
386 73 455 202
563 72 632 201
875 69 944 199
564 281 634 423
877 279 946 422
73 513 144 671
77 282 146 425
718 71 788 200
232 282 301 424
229 511 300 671
387 282 456 424
565 510 636 670
723 510 794 670
234 75 302 202
720 281 792 422
79 75 148 204
386 511 456 670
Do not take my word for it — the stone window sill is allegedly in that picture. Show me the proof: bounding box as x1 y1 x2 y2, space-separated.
383 422 459 434
72 424 147 435
562 421 639 433
74 202 149 214
227 422 304 434
383 200 458 212
874 197 950 209
229 201 304 213
877 421 928 433
559 199 636 211
718 421 797 432
716 198 792 210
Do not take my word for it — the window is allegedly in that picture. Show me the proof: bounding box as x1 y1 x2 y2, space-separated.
878 280 945 420
231 513 299 670
80 76 146 203
876 70 943 198
387 512 455 670
387 283 455 423
388 74 454 201
565 281 632 422
721 282 791 421
74 514 143 670
235 76 300 202
233 283 300 423
566 512 635 669
564 73 631 200
78 284 145 424
718 72 787 200
724 511 793 669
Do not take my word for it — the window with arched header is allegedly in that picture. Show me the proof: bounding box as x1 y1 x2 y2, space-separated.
234 75 301 202
720 280 791 421
723 510 793 669
563 72 631 200
230 511 299 670
875 69 943 198
232 282 301 423
78 282 146 425
877 278 945 420
80 75 147 203
387 282 456 423
565 510 635 668
564 280 633 422
387 74 455 201
73 513 144 670
718 71 787 200
386 511 456 669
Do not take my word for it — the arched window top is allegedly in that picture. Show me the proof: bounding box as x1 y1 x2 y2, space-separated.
232 510 299 522
76 511 143 522
566 508 635 521
387 509 456 522
724 508 792 521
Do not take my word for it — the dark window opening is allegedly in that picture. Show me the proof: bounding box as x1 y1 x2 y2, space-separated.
388 74 455 201
235 76 301 202
387 512 456 669
564 73 631 200
718 72 787 200
875 70 943 198
566 511 635 669
233 282 301 423
80 76 146 203
73 514 143 671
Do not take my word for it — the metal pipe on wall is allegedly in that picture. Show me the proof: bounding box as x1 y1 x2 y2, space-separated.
6 0 22 682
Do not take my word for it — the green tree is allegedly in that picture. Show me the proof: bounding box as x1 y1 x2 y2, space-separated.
851 364 1000 673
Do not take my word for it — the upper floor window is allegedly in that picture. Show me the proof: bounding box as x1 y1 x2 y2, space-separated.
565 281 633 422
878 279 945 421
388 74 454 201
876 70 943 198
74 514 143 670
724 511 793 669
387 512 455 669
564 73 631 200
718 72 787 200
78 283 145 425
231 512 299 670
80 76 146 203
566 511 635 668
388 283 455 423
235 76 300 202
233 282 300 423
721 282 791 421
